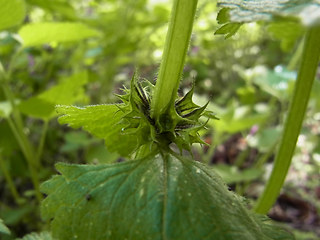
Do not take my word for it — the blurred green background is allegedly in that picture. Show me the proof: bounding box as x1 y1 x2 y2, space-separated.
0 0 319 239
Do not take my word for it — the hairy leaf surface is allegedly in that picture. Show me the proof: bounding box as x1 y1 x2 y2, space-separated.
0 0 26 31
19 71 88 119
218 0 320 26
41 153 293 240
57 104 138 156
216 0 320 38
19 22 100 47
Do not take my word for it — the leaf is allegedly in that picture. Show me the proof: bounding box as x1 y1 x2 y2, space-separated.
252 66 297 100
268 20 305 51
213 164 264 184
247 127 282 153
210 105 270 134
217 0 320 27
0 0 26 31
18 22 100 47
26 0 77 20
56 104 138 157
16 231 53 240
19 71 89 119
215 22 242 39
41 153 294 240
0 101 13 118
0 218 10 235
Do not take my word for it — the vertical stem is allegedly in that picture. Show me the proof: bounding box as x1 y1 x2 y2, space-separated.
151 0 198 120
36 120 49 164
254 26 320 214
0 58 43 202
0 153 21 203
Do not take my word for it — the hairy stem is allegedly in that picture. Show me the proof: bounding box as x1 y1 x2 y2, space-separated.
151 0 198 120
254 26 320 214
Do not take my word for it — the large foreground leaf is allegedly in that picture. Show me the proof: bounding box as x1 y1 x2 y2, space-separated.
19 22 100 47
216 0 320 38
0 0 26 31
41 153 293 240
217 0 320 26
57 104 138 156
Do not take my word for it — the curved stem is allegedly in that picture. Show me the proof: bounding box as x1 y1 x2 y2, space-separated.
254 26 320 214
151 0 198 120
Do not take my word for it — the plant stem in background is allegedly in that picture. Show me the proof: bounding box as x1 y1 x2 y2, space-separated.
254 26 320 214
151 0 198 120
0 58 43 202
36 120 49 164
0 152 21 204
287 39 304 71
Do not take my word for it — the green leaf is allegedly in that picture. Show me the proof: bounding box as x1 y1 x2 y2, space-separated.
268 20 305 51
217 0 320 27
19 71 89 119
0 0 26 31
213 164 264 184
252 66 296 100
18 22 100 47
210 104 270 134
41 153 293 240
26 0 77 20
0 218 10 235
56 104 138 157
215 22 242 39
0 101 13 118
16 231 53 240
247 127 282 153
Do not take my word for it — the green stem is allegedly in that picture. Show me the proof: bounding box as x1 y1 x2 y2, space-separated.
0 56 42 202
7 117 42 202
287 38 304 71
254 26 320 214
36 120 49 164
151 0 198 120
0 153 21 203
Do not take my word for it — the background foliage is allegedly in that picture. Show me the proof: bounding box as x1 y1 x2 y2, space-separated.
0 0 319 239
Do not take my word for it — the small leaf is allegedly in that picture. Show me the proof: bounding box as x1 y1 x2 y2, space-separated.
216 8 230 24
215 23 242 39
57 104 138 157
41 153 293 240
19 71 89 119
0 0 26 31
16 231 53 240
18 22 100 47
217 0 320 27
0 218 10 235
